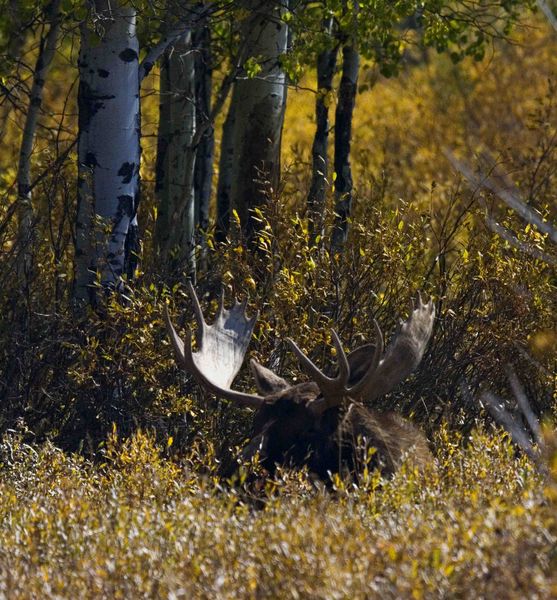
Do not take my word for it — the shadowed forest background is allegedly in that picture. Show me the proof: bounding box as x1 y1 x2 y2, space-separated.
0 1 555 597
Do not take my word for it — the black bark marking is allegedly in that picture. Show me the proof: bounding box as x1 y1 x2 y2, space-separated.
142 61 153 77
18 182 30 196
78 81 116 130
124 222 140 278
119 48 138 63
85 152 97 167
78 81 94 133
117 194 134 217
97 68 109 78
117 162 135 184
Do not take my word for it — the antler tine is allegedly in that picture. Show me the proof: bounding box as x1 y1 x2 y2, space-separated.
286 337 331 390
349 294 435 402
288 329 351 414
370 319 384 372
164 305 186 368
187 281 206 337
165 287 265 409
331 329 350 384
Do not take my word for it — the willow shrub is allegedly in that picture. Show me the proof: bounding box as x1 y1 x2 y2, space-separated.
0 163 555 451
1 13 555 448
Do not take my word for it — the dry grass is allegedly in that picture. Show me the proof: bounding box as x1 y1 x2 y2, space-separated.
0 427 554 599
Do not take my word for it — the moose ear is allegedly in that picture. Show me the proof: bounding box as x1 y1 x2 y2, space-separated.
250 359 290 395
346 344 377 386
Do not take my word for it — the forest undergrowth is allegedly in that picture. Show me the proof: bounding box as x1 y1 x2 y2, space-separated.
0 11 555 598
0 426 555 598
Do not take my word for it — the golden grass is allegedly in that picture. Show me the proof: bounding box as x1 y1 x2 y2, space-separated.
0 427 554 599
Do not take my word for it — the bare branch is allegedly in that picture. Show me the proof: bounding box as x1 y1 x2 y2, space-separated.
537 0 557 34
140 27 190 83
485 216 557 265
444 148 557 245
481 391 539 461
505 365 543 445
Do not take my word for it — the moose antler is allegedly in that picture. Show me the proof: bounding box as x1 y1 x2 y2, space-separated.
288 294 435 414
164 282 264 408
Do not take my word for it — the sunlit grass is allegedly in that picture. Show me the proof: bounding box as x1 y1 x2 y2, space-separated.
0 426 554 598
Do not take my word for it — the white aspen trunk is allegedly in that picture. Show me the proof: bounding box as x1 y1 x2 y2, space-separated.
16 0 61 283
229 0 288 240
74 1 141 306
193 19 213 270
155 31 197 279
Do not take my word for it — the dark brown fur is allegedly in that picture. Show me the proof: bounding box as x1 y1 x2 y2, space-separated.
238 381 431 481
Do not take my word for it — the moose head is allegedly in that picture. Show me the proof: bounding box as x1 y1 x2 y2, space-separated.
165 283 435 480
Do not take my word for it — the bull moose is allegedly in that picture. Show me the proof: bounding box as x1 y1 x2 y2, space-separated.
165 283 435 480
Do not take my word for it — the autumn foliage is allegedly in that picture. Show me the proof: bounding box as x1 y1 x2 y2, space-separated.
0 7 555 597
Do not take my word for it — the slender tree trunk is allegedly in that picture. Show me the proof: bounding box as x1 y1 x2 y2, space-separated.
7 0 25 61
124 212 140 279
307 21 338 246
154 30 197 279
1 0 26 138
331 43 359 254
229 0 288 241
74 1 141 306
193 18 214 269
16 0 62 284
215 98 236 243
